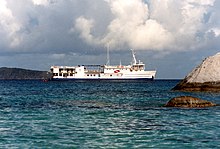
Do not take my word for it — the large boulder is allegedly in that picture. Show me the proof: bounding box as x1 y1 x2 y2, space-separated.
173 53 220 92
164 96 216 108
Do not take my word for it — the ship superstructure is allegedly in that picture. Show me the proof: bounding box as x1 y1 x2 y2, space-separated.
50 49 156 80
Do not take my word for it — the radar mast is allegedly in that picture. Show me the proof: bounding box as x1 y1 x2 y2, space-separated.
106 43 110 66
131 49 137 65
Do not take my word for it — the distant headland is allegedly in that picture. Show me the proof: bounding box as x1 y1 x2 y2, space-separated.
0 67 51 80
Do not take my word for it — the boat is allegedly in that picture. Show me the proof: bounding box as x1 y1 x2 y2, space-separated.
50 49 156 80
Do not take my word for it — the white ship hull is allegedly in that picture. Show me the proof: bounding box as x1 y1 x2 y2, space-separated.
51 71 156 80
51 65 156 80
50 50 156 80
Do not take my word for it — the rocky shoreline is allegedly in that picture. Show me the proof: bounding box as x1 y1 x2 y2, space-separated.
172 80 220 92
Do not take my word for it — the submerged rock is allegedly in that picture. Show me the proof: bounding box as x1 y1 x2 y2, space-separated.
164 96 216 108
173 53 220 92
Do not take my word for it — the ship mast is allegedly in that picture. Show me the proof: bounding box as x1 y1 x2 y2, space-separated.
131 49 137 64
106 43 110 66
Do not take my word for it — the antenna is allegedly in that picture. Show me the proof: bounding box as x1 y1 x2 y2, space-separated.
106 43 110 66
131 49 137 64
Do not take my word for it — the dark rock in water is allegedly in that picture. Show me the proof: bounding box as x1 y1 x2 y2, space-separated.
173 53 220 92
164 96 216 108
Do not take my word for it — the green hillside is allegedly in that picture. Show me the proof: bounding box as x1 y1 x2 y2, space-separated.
0 67 51 80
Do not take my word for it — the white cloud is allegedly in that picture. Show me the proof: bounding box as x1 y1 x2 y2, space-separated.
74 17 97 45
0 0 22 48
0 0 219 54
73 0 174 50
208 28 220 37
104 0 174 50
32 0 49 6
73 0 218 52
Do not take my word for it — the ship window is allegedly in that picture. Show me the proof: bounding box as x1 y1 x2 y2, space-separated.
63 73 67 77
59 73 62 76
87 74 89 76
110 75 112 77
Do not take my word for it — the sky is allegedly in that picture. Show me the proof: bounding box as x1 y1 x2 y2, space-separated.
0 0 220 79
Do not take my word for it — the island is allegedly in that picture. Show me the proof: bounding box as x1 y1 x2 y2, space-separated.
0 67 51 80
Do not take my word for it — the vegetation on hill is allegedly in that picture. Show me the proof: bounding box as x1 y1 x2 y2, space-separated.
0 67 51 80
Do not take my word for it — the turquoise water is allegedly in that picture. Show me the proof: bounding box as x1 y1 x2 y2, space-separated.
0 80 220 148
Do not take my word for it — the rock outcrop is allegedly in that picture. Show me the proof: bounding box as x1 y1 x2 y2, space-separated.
164 96 216 108
173 53 220 91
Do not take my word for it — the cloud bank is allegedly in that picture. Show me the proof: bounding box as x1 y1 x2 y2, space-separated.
73 0 219 52
0 0 219 55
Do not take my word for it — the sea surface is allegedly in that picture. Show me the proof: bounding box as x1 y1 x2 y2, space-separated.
0 80 220 148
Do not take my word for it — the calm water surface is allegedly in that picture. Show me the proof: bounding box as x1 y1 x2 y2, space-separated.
0 80 220 148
